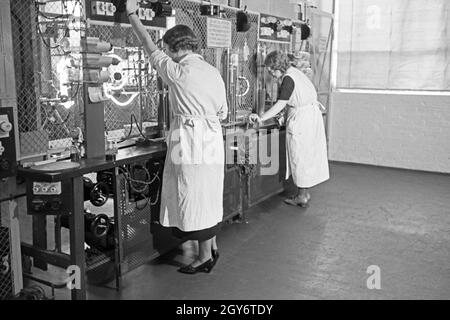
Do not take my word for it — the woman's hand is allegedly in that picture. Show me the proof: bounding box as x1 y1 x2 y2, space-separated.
126 0 139 15
248 114 262 125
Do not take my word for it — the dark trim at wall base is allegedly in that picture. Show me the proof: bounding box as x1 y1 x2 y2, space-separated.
329 161 450 177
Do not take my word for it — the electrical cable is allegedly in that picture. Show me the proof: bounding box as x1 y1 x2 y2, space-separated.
34 0 82 49
118 113 149 143
129 164 150 194
36 22 61 49
131 114 148 140
118 163 162 210
70 81 81 99
118 115 136 143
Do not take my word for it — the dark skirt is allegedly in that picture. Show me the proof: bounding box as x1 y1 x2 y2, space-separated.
172 223 222 242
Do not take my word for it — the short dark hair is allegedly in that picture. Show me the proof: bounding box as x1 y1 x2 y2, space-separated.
162 25 199 53
264 51 291 73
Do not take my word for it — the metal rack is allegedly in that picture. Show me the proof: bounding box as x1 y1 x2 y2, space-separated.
10 0 164 161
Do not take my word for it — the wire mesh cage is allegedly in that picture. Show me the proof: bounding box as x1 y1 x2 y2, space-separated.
0 226 14 300
10 0 162 159
118 173 154 273
10 0 86 159
171 0 260 116
10 0 276 159
86 24 160 137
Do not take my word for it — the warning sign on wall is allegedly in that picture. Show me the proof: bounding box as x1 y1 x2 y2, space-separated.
206 18 232 48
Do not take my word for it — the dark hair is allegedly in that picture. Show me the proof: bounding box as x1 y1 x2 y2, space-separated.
162 25 199 53
264 51 291 73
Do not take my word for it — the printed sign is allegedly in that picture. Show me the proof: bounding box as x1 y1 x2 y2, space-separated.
206 18 232 48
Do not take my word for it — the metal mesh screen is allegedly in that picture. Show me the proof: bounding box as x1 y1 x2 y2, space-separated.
11 0 162 158
11 0 85 158
172 0 259 114
118 174 153 273
11 0 283 158
0 226 13 300
87 24 160 136
223 7 259 113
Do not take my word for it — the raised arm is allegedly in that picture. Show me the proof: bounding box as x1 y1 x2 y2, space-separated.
127 0 158 55
127 0 180 84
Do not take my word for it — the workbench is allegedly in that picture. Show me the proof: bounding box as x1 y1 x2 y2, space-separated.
18 124 286 300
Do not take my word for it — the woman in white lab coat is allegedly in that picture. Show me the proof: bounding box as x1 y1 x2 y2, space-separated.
250 51 329 207
127 0 227 274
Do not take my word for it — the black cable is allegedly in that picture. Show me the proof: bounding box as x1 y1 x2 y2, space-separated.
118 163 162 210
131 114 148 140
0 194 27 204
70 81 81 99
36 22 60 49
135 170 161 210
149 174 161 206
118 114 148 143
35 0 68 20
129 164 150 194
118 115 136 143
34 0 80 49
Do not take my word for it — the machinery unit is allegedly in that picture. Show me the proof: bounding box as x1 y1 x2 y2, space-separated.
9 0 173 161
87 0 175 28
26 180 73 216
5 0 308 300
172 0 259 124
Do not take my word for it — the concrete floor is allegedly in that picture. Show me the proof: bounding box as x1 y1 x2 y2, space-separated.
81 162 450 300
23 162 450 299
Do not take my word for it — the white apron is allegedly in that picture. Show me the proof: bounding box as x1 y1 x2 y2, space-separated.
149 51 228 233
283 67 330 188
160 114 224 232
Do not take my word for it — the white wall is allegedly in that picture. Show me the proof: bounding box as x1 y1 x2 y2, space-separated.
328 1 450 173
329 92 450 173
241 0 298 19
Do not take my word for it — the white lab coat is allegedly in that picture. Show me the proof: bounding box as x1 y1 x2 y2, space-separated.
283 67 330 188
150 51 228 232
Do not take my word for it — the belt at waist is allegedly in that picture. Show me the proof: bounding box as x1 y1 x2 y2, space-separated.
286 102 327 114
173 114 221 129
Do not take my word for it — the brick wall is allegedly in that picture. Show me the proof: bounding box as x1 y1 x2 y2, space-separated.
328 92 450 173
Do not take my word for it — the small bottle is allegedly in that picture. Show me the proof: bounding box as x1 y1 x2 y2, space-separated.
70 140 81 162
105 139 118 161
243 40 250 62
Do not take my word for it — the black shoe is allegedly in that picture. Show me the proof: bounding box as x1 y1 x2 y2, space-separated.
178 259 214 274
284 195 309 208
212 249 219 266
